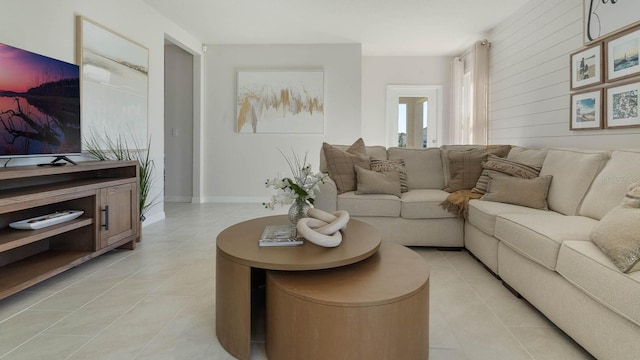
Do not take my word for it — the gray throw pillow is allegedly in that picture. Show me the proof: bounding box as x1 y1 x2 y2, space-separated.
481 175 552 210
354 165 401 197
591 182 640 273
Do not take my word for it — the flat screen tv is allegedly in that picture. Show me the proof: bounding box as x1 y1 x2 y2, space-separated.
0 43 80 164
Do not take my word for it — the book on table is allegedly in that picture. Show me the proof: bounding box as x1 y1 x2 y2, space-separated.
259 225 303 247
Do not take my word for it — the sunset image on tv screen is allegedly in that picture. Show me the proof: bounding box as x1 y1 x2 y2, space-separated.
0 43 80 157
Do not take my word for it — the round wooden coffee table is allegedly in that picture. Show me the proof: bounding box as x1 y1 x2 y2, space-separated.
266 241 430 360
215 215 382 360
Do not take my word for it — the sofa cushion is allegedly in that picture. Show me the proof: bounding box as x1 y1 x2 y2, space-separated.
580 149 640 220
354 165 401 197
540 149 610 216
370 159 408 192
507 146 548 168
337 192 400 217
400 189 457 219
481 175 552 210
495 214 597 270
556 240 640 327
322 139 370 194
591 182 640 273
387 147 444 190
467 199 557 236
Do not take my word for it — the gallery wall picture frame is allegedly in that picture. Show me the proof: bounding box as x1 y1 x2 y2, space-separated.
236 70 325 134
570 43 603 90
605 24 640 83
570 89 603 130
605 81 640 129
76 16 149 150
584 0 640 44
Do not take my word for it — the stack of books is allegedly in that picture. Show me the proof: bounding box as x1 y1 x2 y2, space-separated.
259 225 304 247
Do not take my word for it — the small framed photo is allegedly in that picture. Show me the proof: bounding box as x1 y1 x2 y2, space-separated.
606 81 640 128
606 25 640 82
570 89 603 130
570 43 603 90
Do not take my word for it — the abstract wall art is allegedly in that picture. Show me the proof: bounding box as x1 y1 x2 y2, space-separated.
76 16 149 149
237 70 324 134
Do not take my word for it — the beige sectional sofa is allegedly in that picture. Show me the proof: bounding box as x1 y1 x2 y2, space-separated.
315 143 640 360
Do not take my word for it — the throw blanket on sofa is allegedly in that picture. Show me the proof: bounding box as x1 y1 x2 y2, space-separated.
441 190 482 219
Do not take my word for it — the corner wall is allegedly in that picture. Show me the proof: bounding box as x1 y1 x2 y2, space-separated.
488 0 640 149
202 44 361 203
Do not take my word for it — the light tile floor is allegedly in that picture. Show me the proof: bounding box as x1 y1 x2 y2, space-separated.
0 203 595 360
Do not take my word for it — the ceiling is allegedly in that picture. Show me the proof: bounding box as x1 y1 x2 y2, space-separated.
145 0 530 56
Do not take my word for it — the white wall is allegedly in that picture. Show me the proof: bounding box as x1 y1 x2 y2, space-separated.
0 0 203 224
202 44 361 203
361 56 452 146
488 0 640 149
164 44 194 202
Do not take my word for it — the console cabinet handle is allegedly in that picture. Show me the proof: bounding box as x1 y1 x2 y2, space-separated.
102 205 109 231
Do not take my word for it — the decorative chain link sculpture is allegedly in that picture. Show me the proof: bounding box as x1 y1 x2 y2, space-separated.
296 208 350 247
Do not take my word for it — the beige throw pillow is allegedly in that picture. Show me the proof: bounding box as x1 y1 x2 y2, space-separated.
473 155 541 194
354 166 401 197
591 182 640 273
481 175 552 210
370 159 408 193
322 138 370 194
444 149 489 192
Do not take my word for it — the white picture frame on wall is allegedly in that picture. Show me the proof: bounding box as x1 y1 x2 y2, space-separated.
570 89 603 130
570 43 603 90
76 16 149 150
236 70 324 134
606 81 640 129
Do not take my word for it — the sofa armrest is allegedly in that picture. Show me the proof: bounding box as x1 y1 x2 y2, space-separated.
313 176 337 213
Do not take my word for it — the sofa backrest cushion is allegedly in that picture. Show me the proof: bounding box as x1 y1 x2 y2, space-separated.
540 149 610 216
580 149 640 220
320 144 386 173
387 147 444 189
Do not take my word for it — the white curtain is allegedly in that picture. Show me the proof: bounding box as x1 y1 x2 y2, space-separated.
472 41 490 145
450 57 464 144
449 40 490 145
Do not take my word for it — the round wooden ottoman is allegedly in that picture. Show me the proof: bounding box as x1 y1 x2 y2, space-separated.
265 241 430 360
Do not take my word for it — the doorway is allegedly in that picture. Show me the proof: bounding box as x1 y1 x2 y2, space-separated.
386 85 443 149
164 42 194 202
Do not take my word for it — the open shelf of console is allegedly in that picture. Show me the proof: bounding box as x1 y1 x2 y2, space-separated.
0 161 140 300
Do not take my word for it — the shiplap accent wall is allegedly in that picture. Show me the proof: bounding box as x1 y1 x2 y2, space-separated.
488 0 640 149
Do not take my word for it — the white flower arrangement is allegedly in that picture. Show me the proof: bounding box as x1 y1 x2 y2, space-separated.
263 150 326 210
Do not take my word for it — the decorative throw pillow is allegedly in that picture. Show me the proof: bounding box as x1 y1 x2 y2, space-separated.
354 165 401 197
322 138 370 194
473 155 541 194
370 159 408 193
591 182 640 273
444 146 512 193
481 175 553 210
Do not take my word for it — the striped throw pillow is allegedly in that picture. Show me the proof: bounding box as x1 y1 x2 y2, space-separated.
472 155 541 194
370 159 408 192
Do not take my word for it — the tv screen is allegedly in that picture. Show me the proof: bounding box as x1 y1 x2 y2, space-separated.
0 43 80 159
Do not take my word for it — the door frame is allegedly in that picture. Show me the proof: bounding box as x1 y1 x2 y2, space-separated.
385 85 443 148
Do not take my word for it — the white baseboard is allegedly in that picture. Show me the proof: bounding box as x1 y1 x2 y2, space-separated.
164 196 192 203
196 196 270 204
